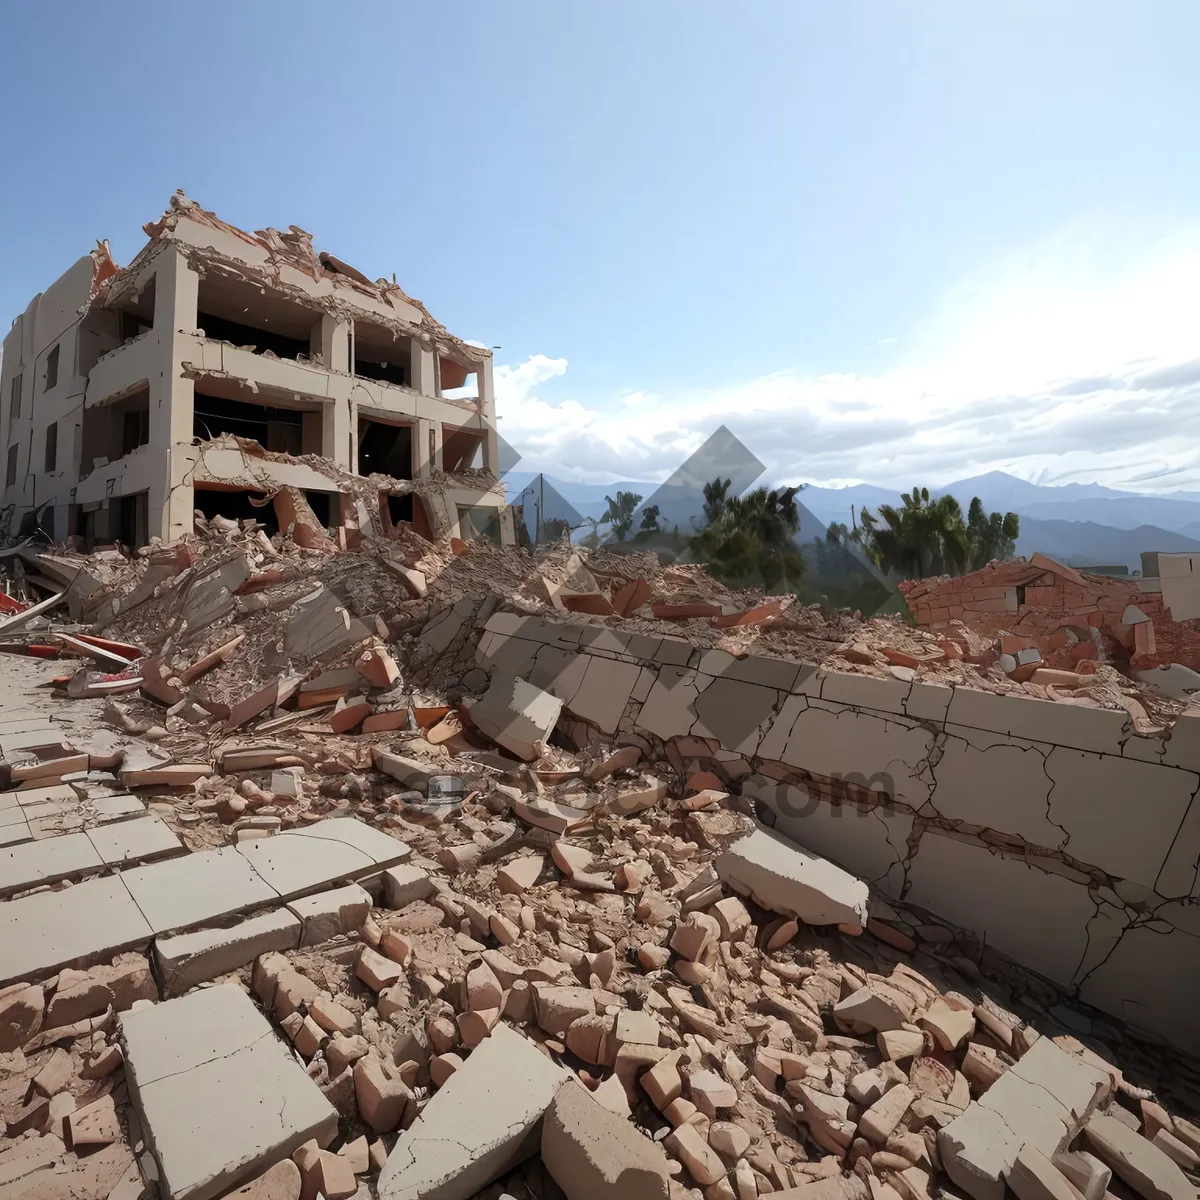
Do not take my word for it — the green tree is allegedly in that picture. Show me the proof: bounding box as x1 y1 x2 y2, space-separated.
858 487 969 579
690 481 805 592
858 488 1020 579
603 490 643 542
965 498 1020 571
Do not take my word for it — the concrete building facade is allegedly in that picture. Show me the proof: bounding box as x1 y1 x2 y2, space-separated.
0 191 513 549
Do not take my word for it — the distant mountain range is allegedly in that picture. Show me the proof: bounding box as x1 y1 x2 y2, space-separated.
503 468 1200 571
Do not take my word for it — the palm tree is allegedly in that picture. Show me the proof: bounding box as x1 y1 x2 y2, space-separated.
691 481 805 592
965 498 1020 571
859 487 969 579
603 491 643 542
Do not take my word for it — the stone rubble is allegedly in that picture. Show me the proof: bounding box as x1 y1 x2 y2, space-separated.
0 528 1199 1200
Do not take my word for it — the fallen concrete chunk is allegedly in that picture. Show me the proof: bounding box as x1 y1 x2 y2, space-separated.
155 909 302 996
120 984 337 1200
938 1037 1113 1200
1084 1112 1193 1200
715 827 869 930
288 883 372 946
542 1079 671 1200
1008 1145 1087 1200
383 864 433 909
377 1022 569 1200
225 1159 302 1200
468 673 563 761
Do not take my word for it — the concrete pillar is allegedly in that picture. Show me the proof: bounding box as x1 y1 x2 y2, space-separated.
413 418 434 478
323 396 355 471
478 357 499 474
411 341 436 398
312 315 351 372
149 248 199 542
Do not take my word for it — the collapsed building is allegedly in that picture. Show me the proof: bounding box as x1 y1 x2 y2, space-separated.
0 191 514 550
900 549 1200 690
1 516 1199 1200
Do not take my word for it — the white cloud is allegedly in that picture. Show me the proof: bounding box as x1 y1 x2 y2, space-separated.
495 220 1200 492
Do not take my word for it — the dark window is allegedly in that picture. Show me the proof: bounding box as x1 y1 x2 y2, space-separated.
122 410 150 455
45 345 59 391
1016 585 1026 607
5 444 17 487
9 374 20 420
196 311 309 361
44 422 57 472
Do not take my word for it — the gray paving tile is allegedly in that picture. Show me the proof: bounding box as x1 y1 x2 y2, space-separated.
0 830 102 896
237 833 376 900
87 816 183 867
0 874 153 986
121 847 278 935
285 818 412 866
0 818 31 846
121 985 337 1200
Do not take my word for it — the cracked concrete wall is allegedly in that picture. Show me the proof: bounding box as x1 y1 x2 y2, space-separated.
471 611 1200 1054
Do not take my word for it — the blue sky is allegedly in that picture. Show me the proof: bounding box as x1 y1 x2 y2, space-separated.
3 3 1200 490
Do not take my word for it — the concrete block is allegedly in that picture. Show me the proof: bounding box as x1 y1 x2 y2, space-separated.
692 676 781 756
945 688 1127 756
541 1079 671 1200
0 874 152 987
904 681 953 725
288 883 372 945
377 1023 569 1200
778 705 934 810
756 693 810 762
86 815 183 866
155 909 302 996
239 835 375 901
1157 794 1200 899
526 646 590 707
744 778 910 898
121 984 337 1200
469 673 564 761
1045 749 1195 890
715 827 869 930
820 671 911 715
904 833 1092 988
939 1037 1113 1200
0 830 102 897
476 630 541 678
565 657 642 734
637 667 701 742
283 818 411 866
931 735 1063 848
285 586 370 662
1079 924 1200 1055
122 847 278 935
383 863 434 909
699 649 803 693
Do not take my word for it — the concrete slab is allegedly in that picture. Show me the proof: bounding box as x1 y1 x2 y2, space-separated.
0 818 30 846
0 830 103 897
237 834 376 900
155 909 302 996
287 883 372 946
121 847 278 935
938 1036 1113 1200
0 874 153 986
87 816 183 866
12 785 78 808
89 795 146 821
284 819 412 867
121 984 337 1200
715 826 870 931
378 1023 569 1200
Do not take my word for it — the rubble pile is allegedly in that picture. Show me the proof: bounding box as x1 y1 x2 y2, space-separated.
2 524 1200 1200
3 774 1199 1200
